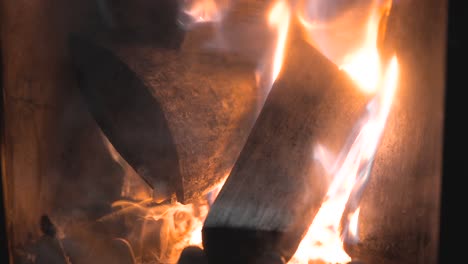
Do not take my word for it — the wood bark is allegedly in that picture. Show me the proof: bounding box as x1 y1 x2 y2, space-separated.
203 29 370 263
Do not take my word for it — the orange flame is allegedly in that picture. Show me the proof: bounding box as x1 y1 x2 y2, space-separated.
283 0 399 262
187 177 226 248
298 0 392 93
348 207 361 241
181 0 226 25
106 0 398 263
255 0 292 93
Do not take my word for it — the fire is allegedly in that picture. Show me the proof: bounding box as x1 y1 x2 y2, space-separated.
292 55 399 264
105 179 226 263
254 0 292 94
334 9 383 94
268 0 291 86
283 0 399 263
181 0 226 26
298 0 393 93
105 0 399 263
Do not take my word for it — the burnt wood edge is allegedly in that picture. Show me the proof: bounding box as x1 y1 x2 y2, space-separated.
67 34 184 203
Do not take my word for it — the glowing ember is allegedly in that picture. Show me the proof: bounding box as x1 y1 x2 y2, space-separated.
337 5 384 94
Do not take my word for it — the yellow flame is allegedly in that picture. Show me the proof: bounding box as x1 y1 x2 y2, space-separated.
298 1 392 93
268 1 291 85
255 0 292 92
189 225 204 246
284 0 399 262
162 0 399 262
348 207 361 240
292 56 399 264
104 177 227 263
338 11 382 93
187 177 226 247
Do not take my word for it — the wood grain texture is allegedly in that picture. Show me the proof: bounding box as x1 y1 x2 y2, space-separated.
203 29 370 263
70 36 260 203
0 0 102 245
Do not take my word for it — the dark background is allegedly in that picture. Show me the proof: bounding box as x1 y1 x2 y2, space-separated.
0 0 464 263
438 0 465 263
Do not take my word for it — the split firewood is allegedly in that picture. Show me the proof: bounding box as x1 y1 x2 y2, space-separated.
202 26 371 263
69 35 259 204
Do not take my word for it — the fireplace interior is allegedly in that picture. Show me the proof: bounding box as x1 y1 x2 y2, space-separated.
0 0 447 263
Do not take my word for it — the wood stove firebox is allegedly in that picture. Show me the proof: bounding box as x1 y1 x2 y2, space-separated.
1 0 447 263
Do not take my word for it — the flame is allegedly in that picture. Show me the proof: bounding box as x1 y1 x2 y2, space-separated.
174 1 291 254
103 177 227 263
187 177 226 248
292 55 399 264
348 207 361 241
103 0 399 263
255 0 292 93
181 0 226 26
337 10 382 93
155 0 398 262
268 1 291 85
298 0 392 93
282 0 399 262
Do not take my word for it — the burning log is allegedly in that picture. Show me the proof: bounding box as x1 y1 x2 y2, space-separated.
202 29 371 263
69 36 259 203
177 246 208 264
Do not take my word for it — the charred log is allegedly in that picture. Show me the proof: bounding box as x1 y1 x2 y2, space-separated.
69 36 259 204
177 246 208 264
202 28 370 264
